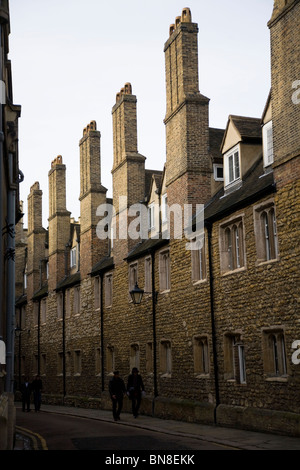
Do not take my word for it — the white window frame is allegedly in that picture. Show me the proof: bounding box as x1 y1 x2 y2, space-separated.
263 120 274 167
148 203 155 230
213 164 224 181
224 145 240 186
70 246 77 268
161 194 168 222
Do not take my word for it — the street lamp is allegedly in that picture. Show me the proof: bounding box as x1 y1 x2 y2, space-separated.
130 282 145 305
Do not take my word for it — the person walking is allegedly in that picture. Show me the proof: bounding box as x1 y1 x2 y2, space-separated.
127 367 145 418
32 374 43 412
109 371 126 421
20 376 32 412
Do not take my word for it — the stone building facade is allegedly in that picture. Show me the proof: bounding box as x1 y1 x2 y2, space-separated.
0 0 22 450
15 2 300 436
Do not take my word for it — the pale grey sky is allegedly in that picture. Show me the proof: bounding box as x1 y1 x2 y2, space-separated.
9 0 273 227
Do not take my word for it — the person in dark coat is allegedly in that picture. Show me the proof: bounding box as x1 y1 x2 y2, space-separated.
127 367 145 418
20 376 32 412
109 371 126 421
32 374 43 412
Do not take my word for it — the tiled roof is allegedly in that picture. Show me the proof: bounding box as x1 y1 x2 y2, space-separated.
203 159 275 223
90 257 114 276
55 272 81 291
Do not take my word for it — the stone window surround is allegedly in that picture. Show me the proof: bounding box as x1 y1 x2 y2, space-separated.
130 342 140 371
193 335 210 377
191 235 207 284
219 213 246 275
159 248 171 292
223 331 247 384
159 339 172 377
105 273 113 308
253 199 279 265
262 326 288 381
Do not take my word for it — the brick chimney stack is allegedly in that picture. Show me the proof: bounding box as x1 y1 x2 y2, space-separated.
111 83 146 263
79 121 108 277
48 156 71 290
164 8 211 214
26 182 46 300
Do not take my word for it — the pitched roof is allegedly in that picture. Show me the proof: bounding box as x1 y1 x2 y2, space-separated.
90 256 114 276
209 127 225 162
55 272 81 291
126 237 169 262
221 115 262 151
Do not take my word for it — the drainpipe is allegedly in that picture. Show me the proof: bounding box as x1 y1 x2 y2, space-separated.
0 23 3 343
151 249 158 405
206 221 220 422
5 152 16 393
100 273 104 392
62 288 66 398
37 299 41 376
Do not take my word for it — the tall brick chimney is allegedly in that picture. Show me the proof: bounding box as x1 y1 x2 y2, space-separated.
48 156 71 290
164 8 211 213
79 120 108 276
268 0 300 178
26 182 46 300
111 83 146 263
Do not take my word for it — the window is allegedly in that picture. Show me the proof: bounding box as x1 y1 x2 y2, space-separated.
194 336 209 375
220 217 245 273
146 342 153 374
161 194 168 222
70 247 77 268
66 289 71 318
144 257 152 293
94 276 101 310
73 286 81 314
224 145 240 186
41 354 46 376
213 164 224 181
107 345 115 374
58 352 63 376
159 249 170 291
24 264 27 291
224 333 246 384
254 201 278 263
160 340 172 376
263 121 274 167
95 347 101 376
262 329 287 378
148 203 155 230
33 302 39 326
41 298 47 324
74 350 82 376
105 273 113 308
46 261 49 280
191 236 206 282
57 292 63 319
129 262 138 295
130 343 140 371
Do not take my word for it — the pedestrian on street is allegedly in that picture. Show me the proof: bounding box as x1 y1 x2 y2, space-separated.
109 371 126 421
127 367 145 418
32 374 43 412
20 376 32 412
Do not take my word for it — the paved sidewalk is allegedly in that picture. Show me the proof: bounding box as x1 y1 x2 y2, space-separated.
14 402 300 450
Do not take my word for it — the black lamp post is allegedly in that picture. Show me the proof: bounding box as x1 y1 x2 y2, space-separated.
130 282 144 305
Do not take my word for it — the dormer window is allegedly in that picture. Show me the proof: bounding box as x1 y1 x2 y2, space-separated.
263 120 274 167
224 145 240 186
